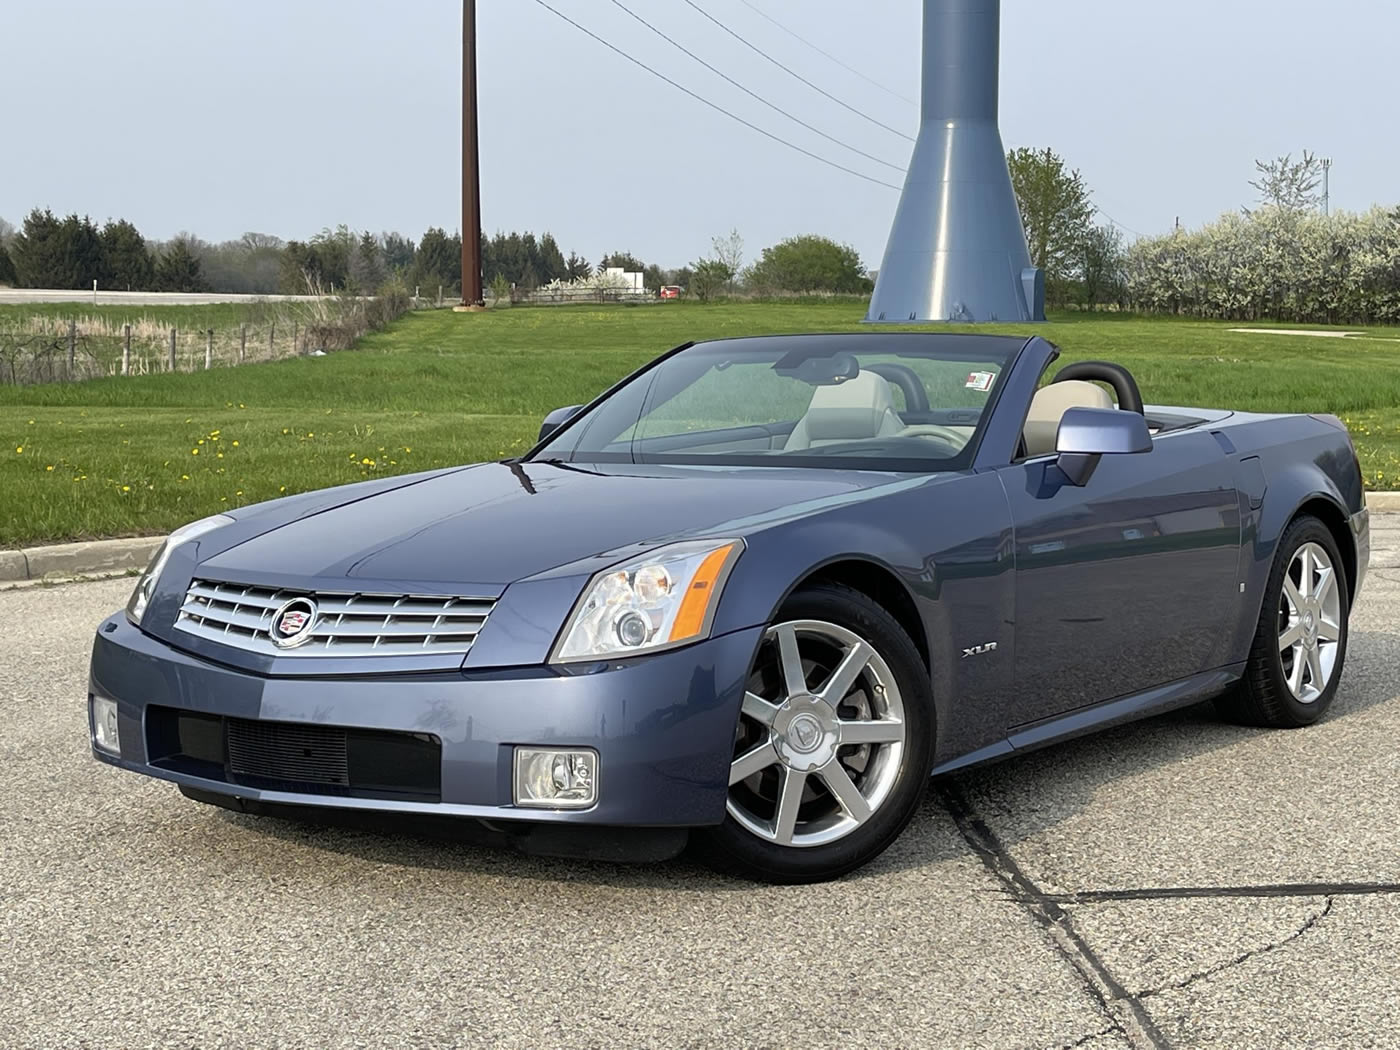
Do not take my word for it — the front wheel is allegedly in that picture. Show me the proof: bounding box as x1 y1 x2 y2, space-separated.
695 582 934 883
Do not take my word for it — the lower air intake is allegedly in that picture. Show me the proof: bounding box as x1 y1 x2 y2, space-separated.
227 718 349 785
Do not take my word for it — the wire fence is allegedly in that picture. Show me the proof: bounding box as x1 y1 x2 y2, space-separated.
0 294 425 386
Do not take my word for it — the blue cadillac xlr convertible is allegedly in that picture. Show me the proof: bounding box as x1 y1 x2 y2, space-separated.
89 333 1369 881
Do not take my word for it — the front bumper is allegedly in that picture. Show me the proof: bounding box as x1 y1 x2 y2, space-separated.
89 614 762 828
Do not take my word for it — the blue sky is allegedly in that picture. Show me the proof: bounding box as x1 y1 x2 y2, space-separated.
1 0 1387 269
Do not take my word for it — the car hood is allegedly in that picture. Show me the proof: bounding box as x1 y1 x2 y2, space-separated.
198 461 919 589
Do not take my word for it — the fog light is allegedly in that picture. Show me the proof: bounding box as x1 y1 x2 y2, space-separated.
513 748 598 809
92 696 120 755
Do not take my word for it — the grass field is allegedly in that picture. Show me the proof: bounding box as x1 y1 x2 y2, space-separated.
3 301 1399 547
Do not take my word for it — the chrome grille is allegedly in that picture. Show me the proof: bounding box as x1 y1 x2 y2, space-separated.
175 579 494 657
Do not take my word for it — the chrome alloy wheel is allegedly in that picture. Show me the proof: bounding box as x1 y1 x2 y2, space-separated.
1278 542 1343 704
727 620 907 848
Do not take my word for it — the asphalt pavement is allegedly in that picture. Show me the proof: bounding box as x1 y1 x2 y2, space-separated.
3 517 1398 1049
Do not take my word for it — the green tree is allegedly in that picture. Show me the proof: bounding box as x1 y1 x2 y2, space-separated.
380 232 416 274
10 208 64 287
154 235 209 292
1078 224 1125 310
412 226 461 294
689 258 735 303
1007 147 1095 285
537 233 567 284
100 219 154 290
0 242 15 286
10 210 106 288
745 235 869 294
642 264 666 293
565 252 592 280
348 231 385 292
599 251 646 273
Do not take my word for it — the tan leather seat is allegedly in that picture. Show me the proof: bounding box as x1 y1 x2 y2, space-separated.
1022 380 1115 457
785 371 904 450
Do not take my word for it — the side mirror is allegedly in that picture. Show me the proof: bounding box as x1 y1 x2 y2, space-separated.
538 404 584 444
1055 407 1151 486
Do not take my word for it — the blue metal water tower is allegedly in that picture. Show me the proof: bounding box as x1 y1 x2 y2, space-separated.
867 0 1044 323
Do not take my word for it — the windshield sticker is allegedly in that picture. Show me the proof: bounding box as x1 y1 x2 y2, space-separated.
965 371 995 392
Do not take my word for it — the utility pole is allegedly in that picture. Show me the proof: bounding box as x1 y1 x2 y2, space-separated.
1322 157 1333 217
459 0 485 308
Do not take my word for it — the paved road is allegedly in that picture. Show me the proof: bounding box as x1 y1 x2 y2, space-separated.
3 518 1398 1049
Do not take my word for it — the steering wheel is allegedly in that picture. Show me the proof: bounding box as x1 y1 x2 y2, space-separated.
1051 361 1145 415
901 425 967 448
863 363 930 413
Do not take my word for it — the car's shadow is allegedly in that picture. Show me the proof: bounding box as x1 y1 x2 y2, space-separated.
203 628 1400 891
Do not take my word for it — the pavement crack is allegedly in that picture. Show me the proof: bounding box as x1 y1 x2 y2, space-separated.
1050 1024 1119 1050
937 783 1171 1050
1043 881 1400 904
1135 895 1334 1002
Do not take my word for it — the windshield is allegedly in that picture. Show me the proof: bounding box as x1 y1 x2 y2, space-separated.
533 335 1025 472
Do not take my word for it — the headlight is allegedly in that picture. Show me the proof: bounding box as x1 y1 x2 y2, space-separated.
126 514 234 625
552 539 744 662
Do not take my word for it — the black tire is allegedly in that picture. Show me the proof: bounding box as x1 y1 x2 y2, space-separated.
695 581 934 883
1217 515 1350 728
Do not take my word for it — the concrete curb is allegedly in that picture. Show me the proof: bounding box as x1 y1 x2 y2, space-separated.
2 496 1397 585
0 536 163 583
1369 493 1400 512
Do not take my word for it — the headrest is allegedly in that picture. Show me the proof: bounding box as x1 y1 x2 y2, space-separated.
803 371 899 441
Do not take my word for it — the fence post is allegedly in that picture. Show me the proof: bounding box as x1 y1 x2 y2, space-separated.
205 329 213 370
239 324 246 363
269 323 275 358
292 321 298 355
438 285 443 308
67 320 77 378
169 328 177 372
122 324 131 376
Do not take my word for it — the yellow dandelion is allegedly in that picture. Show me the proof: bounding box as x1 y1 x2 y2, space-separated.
15 446 23 454
27 419 35 425
198 439 205 445
236 490 244 497
404 447 412 453
46 465 54 472
217 452 224 459
279 486 286 493
181 475 190 481
121 485 131 493
232 440 239 447
191 448 200 456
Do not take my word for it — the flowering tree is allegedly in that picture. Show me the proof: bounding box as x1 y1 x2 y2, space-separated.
1123 206 1400 325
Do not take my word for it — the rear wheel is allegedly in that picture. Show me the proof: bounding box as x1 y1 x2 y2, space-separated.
696 582 933 883
1218 516 1349 728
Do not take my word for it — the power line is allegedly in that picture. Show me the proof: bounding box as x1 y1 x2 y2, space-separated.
528 0 902 191
681 0 915 141
1092 203 1149 239
732 0 918 109
607 0 904 173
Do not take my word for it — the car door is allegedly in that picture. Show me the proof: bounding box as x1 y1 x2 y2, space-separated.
998 428 1242 728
